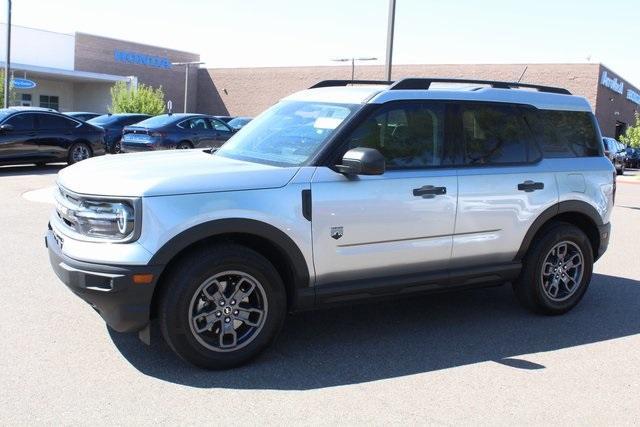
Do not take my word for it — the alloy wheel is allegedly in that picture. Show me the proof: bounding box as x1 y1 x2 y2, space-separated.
540 241 584 302
189 271 268 352
72 145 90 162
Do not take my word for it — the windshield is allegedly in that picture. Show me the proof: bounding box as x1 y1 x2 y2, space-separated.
216 101 360 166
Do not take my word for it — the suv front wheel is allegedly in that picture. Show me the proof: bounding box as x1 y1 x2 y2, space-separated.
158 244 287 369
513 222 593 315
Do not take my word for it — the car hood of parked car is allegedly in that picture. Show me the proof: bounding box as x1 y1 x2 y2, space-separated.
57 150 300 197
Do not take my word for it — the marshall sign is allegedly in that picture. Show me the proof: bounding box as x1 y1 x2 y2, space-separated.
600 71 624 94
600 70 640 106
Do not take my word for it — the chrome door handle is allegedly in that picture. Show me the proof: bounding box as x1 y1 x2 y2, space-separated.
413 185 446 198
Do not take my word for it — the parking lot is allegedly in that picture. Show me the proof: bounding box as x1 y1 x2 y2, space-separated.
1 165 639 425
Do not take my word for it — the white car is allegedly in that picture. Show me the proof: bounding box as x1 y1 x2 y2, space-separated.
46 78 614 369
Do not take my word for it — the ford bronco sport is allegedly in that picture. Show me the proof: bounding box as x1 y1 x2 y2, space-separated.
46 78 614 369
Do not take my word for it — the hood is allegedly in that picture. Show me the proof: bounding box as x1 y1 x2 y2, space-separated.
57 150 300 197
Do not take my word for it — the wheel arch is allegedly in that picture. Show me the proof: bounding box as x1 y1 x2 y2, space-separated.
515 201 604 261
149 219 312 317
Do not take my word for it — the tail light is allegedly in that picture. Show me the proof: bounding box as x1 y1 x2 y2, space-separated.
150 131 166 138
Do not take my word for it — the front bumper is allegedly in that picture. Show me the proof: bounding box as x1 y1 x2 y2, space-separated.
45 229 163 332
597 222 611 261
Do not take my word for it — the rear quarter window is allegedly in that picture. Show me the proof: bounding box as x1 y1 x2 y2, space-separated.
527 110 601 158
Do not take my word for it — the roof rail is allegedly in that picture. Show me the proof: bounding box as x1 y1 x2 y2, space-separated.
389 78 571 95
309 80 393 89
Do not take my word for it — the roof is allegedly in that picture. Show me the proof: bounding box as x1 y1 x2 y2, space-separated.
1 106 57 113
284 80 592 112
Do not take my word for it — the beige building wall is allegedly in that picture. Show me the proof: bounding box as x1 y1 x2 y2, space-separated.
198 63 602 117
72 82 113 113
13 77 75 111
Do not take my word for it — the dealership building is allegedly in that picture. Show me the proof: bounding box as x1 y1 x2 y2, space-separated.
0 24 200 113
2 25 639 139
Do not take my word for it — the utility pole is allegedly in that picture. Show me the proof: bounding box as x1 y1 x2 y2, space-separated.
384 0 396 82
171 61 204 113
4 0 11 108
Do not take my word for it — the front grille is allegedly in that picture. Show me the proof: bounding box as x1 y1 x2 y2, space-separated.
54 186 83 234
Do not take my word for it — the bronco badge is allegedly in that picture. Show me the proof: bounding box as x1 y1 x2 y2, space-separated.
330 226 343 240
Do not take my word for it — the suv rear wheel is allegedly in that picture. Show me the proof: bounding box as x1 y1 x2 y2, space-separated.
513 222 593 315
158 244 286 369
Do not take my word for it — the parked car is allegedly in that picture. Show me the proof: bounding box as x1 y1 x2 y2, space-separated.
88 113 151 153
65 112 101 121
0 107 105 166
227 116 252 130
46 78 613 369
603 137 626 175
121 113 234 152
624 146 640 169
213 115 235 123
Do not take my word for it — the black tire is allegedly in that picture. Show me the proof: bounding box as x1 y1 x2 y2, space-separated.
112 141 122 154
176 141 193 150
513 222 593 315
158 243 287 369
67 142 92 165
616 164 624 175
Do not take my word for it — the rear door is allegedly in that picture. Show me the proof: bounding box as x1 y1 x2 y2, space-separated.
311 101 458 286
0 113 38 163
452 102 558 268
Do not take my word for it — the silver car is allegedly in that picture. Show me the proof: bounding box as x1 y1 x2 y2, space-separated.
46 78 614 369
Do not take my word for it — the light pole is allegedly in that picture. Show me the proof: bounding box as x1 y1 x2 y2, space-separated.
4 0 11 108
384 0 396 82
171 61 204 113
331 57 378 81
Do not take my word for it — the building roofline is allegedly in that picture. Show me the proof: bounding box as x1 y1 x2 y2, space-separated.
74 31 200 57
205 62 603 71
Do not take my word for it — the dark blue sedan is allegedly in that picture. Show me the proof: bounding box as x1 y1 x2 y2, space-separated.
88 113 151 153
121 114 234 153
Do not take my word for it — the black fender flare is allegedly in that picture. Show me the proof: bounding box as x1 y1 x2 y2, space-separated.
515 200 604 260
149 218 311 290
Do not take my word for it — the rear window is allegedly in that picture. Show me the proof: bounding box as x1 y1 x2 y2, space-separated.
528 110 601 158
135 115 179 128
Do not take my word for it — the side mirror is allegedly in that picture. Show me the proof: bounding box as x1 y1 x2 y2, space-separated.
0 123 14 132
336 147 385 175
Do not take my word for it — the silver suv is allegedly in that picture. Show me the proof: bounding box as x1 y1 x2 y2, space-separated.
46 78 614 369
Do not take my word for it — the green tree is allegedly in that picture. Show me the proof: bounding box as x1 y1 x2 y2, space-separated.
620 113 640 148
0 70 15 107
109 81 165 115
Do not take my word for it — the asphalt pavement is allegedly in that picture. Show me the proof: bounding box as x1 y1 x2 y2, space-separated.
1 164 639 425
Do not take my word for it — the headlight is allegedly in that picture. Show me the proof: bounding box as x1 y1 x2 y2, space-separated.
74 200 135 239
55 187 140 242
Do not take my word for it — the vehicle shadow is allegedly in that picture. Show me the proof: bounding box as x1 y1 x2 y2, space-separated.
0 164 65 177
109 273 640 390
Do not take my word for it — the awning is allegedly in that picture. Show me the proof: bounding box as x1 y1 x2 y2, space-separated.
0 61 131 83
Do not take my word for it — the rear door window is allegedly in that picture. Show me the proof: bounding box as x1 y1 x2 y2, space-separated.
37 114 78 130
461 103 531 165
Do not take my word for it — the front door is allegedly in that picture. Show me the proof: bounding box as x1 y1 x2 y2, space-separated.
0 113 38 164
311 101 458 286
209 118 234 148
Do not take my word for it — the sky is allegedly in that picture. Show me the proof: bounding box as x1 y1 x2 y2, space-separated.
5 0 640 85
